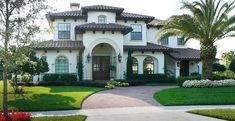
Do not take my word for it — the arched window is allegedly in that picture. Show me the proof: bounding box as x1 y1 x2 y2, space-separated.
98 15 106 23
132 57 138 74
143 57 154 74
55 56 69 73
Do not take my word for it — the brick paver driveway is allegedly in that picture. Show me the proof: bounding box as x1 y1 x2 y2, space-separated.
82 86 175 109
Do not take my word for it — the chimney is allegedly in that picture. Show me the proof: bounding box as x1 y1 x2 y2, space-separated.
70 3 80 10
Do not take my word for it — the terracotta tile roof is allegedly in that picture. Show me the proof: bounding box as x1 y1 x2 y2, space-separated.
48 5 154 23
148 19 166 27
81 5 124 13
167 48 201 60
48 10 87 19
76 23 133 35
117 12 155 23
35 40 85 50
124 42 171 51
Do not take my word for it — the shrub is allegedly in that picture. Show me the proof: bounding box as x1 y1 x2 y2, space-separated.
37 81 105 87
229 59 235 72
213 63 226 72
0 112 31 121
22 74 31 82
214 70 235 80
132 74 176 83
191 72 200 76
43 73 77 82
120 80 147 86
105 81 129 89
183 79 235 88
177 75 201 87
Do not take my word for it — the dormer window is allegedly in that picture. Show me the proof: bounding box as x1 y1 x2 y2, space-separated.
177 37 184 45
161 38 169 45
98 15 106 23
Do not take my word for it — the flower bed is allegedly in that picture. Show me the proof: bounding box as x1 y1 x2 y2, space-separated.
0 112 31 121
183 79 235 88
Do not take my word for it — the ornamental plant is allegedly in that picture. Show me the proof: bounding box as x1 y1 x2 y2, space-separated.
0 112 31 121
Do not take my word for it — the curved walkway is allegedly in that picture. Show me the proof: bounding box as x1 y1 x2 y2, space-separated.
82 86 175 109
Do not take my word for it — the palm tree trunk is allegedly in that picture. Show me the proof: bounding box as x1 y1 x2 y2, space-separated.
201 44 217 79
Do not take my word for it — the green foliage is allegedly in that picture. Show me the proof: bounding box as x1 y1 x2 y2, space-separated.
188 109 235 121
105 81 129 89
229 59 235 73
22 51 49 76
177 75 201 87
214 70 235 80
159 0 235 79
78 60 83 81
222 51 235 68
132 74 176 83
43 73 77 82
213 63 226 72
22 74 31 83
126 50 133 80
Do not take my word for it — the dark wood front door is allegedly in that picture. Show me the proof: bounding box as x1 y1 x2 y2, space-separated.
180 60 189 76
92 56 110 80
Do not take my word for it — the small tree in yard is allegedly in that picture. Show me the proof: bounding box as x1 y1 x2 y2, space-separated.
0 0 49 116
222 51 235 69
126 50 133 80
213 63 226 72
229 59 235 73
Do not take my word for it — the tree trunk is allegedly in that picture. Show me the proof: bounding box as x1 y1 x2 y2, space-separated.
2 66 8 116
201 44 217 79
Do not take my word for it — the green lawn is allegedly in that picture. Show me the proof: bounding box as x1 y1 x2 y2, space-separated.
154 87 235 106
0 81 103 111
188 109 235 121
33 115 87 121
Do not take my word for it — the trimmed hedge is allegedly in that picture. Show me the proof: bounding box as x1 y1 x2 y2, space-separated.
37 81 106 87
120 80 147 86
132 74 176 83
177 75 201 87
43 73 77 82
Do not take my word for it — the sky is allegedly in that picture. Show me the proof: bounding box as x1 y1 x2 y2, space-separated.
45 0 235 58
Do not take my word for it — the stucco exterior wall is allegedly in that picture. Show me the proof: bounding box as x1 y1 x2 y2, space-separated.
117 20 147 46
52 19 86 41
87 11 116 23
82 31 124 80
122 51 165 78
189 61 202 75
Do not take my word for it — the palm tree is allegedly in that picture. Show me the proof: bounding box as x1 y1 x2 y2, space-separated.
159 0 235 79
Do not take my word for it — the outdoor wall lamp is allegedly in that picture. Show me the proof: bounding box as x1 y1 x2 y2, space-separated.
87 54 91 62
118 53 122 62
177 61 180 67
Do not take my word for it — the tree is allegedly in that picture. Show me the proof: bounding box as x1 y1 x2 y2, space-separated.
213 63 226 72
126 50 133 80
222 51 235 68
0 0 49 116
229 59 235 72
159 0 235 79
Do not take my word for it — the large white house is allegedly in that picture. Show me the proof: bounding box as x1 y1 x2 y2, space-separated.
34 4 202 81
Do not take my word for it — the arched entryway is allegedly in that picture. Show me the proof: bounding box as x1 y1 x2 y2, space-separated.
92 43 116 80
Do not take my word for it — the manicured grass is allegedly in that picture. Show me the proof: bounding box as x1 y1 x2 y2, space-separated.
0 81 103 111
33 115 87 121
188 109 235 121
154 87 235 106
